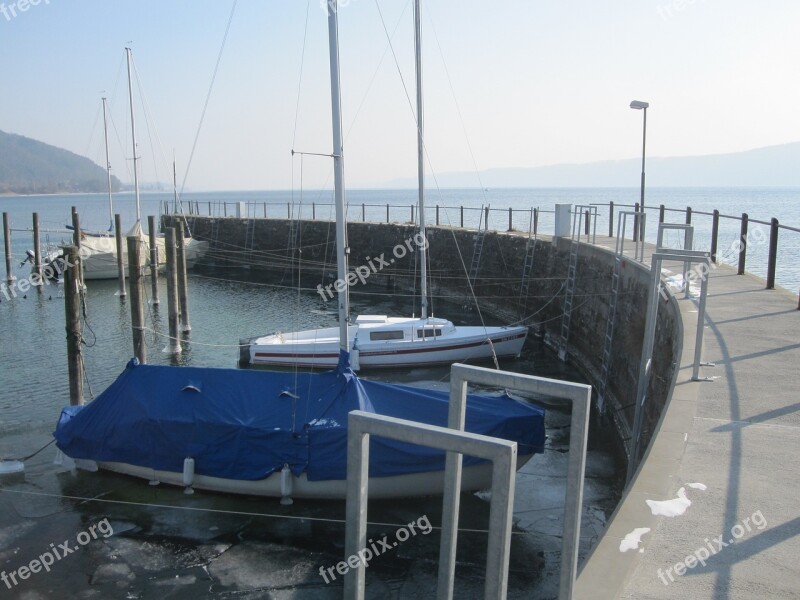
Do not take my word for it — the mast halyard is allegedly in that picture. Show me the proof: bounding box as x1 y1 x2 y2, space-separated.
326 0 350 353
102 97 114 232
414 0 428 320
125 47 142 226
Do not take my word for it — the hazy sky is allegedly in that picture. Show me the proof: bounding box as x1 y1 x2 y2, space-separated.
2 0 799 191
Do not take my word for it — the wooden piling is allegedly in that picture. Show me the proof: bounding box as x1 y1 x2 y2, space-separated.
176 222 191 332
148 215 160 306
32 213 42 289
71 208 84 284
164 227 181 354
3 212 15 284
115 214 127 297
63 245 84 406
126 235 147 363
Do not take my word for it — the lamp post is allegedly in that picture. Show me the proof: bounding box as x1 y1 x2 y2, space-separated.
630 100 649 242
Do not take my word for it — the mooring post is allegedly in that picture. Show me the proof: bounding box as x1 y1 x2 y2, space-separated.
386 203 389 223
176 222 191 332
114 214 127 297
164 227 182 354
534 208 539 236
460 206 464 228
71 207 81 248
659 204 665 224
32 212 42 290
436 205 440 226
147 215 160 306
126 235 147 363
633 202 640 241
63 245 84 406
508 207 513 232
2 212 13 285
686 206 692 225
738 213 748 275
71 208 84 284
584 209 590 235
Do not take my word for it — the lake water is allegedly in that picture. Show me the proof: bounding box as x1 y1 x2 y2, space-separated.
0 187 797 597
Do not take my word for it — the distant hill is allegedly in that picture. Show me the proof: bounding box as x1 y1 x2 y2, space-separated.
386 141 800 188
0 130 121 195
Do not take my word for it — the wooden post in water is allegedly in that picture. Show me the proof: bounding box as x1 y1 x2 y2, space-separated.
71 208 84 284
176 222 191 332
164 227 181 354
63 245 83 406
126 235 147 363
147 215 160 306
633 202 640 241
686 206 692 225
32 213 42 290
114 214 127 297
508 207 513 231
3 212 14 285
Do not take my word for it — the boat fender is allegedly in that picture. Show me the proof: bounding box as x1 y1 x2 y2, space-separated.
280 464 294 506
183 457 195 495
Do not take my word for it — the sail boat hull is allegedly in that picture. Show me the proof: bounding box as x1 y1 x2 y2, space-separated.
242 317 528 370
88 453 533 500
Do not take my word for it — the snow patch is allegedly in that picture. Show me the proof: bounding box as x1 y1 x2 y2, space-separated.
619 527 651 552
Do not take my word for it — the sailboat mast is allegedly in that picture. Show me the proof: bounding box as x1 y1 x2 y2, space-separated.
414 0 428 320
326 0 350 352
125 47 141 225
102 97 114 231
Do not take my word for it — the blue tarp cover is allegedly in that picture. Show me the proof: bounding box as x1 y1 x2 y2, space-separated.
54 353 545 482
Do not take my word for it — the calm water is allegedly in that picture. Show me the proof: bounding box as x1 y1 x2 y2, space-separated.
0 187 796 597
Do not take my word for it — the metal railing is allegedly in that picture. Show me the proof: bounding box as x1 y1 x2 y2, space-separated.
344 363 592 600
155 198 800 306
166 199 551 236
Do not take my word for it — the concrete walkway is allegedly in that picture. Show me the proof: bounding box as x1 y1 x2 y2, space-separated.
575 242 800 599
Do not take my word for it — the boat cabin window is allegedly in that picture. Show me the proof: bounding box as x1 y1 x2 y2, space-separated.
417 328 443 339
370 330 404 341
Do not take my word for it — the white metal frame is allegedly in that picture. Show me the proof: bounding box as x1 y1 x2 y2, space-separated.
344 363 592 600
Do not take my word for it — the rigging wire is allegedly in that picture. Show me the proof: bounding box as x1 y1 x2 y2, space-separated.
178 0 238 202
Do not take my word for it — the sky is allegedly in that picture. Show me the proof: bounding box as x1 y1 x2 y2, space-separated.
1 0 799 191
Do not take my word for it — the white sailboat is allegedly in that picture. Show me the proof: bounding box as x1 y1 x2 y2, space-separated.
240 2 527 370
67 49 208 281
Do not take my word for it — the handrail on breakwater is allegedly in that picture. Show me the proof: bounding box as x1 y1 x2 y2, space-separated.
164 198 799 307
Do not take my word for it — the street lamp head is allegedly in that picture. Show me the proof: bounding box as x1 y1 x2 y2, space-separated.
630 100 649 110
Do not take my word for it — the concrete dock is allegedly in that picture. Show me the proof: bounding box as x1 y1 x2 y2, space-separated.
576 244 800 598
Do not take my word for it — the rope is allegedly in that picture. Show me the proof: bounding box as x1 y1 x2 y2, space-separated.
1 439 56 463
0 487 554 538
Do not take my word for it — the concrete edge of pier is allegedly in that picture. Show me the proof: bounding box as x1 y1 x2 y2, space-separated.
575 261 800 599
